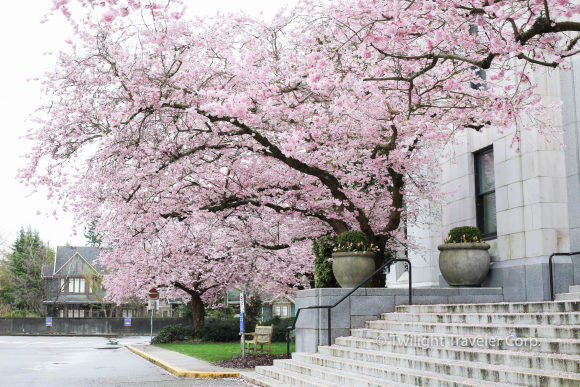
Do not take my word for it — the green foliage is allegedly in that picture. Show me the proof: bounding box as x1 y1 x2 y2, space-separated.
244 293 262 333
0 228 54 314
312 236 339 288
151 324 192 344
202 318 240 342
445 226 482 244
335 231 379 253
1 309 41 318
84 218 102 247
179 301 193 322
205 305 235 320
259 316 295 342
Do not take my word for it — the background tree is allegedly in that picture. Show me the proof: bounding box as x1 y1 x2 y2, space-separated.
84 218 102 247
0 228 54 314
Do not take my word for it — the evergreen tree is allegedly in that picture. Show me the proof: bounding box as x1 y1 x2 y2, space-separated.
0 228 54 314
84 219 102 247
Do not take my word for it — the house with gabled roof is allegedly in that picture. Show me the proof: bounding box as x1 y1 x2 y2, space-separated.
41 246 145 318
261 293 296 321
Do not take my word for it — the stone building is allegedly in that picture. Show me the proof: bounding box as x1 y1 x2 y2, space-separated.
388 59 580 301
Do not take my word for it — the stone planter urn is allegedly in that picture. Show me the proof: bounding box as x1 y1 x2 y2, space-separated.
332 251 376 288
438 243 490 286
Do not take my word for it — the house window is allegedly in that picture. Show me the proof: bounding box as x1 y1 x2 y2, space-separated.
68 278 86 294
67 308 84 318
274 305 281 316
122 309 133 318
474 146 497 239
281 305 289 318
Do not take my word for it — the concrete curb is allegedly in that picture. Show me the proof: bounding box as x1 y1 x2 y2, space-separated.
126 345 240 379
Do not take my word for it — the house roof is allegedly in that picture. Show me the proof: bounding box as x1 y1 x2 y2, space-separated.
264 293 296 304
41 264 54 278
55 246 100 271
42 294 108 304
51 246 101 275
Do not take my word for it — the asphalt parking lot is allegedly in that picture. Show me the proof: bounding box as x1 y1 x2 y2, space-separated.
0 336 249 386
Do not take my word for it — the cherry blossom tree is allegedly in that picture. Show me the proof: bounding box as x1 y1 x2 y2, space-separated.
24 0 580 306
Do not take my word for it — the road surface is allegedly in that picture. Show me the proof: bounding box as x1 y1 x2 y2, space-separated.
0 336 248 386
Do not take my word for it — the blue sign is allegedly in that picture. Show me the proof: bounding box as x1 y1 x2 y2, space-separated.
45 317 52 327
239 313 244 333
124 318 132 327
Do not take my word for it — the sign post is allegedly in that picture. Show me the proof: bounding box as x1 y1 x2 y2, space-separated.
148 288 159 344
240 293 245 359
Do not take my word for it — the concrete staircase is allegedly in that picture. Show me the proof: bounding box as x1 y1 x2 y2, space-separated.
556 285 580 301
241 300 580 386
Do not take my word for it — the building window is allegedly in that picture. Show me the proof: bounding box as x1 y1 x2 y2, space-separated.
281 305 289 318
474 146 497 239
68 278 86 294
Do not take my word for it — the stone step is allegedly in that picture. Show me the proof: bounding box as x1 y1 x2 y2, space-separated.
570 285 580 293
314 345 580 386
287 353 521 387
265 359 415 387
351 328 580 355
253 364 341 387
556 292 580 301
333 336 580 373
395 300 580 314
366 319 580 339
240 370 296 387
380 311 580 325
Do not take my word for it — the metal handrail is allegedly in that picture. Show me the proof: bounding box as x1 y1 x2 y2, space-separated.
548 251 580 301
286 257 412 359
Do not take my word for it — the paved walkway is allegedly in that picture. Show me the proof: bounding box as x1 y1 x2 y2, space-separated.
127 345 247 380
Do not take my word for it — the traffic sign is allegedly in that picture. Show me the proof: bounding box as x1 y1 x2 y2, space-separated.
45 317 52 327
239 313 244 332
239 293 245 313
148 288 159 299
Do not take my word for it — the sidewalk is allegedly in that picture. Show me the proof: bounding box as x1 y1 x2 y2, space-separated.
126 344 243 379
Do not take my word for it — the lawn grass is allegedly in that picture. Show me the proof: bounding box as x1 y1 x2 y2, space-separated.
156 341 295 362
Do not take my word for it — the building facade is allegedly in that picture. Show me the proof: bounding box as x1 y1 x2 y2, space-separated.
388 59 580 301
41 246 146 318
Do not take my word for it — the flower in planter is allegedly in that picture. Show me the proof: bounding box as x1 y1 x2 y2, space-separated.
334 230 380 253
444 226 483 244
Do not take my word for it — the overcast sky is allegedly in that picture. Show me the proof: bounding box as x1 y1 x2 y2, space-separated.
0 1 295 250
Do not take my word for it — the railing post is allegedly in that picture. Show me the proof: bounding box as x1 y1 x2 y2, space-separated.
408 260 412 305
327 307 331 347
286 327 291 359
549 254 555 301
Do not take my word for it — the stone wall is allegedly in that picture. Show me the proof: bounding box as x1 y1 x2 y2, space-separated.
0 317 191 336
295 287 503 353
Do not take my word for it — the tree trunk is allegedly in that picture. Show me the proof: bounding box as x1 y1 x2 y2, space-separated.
370 253 386 288
191 292 205 339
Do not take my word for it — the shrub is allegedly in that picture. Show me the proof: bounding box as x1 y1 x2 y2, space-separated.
335 231 379 253
259 316 295 342
445 226 482 244
151 324 192 344
206 306 236 320
244 294 262 333
312 236 339 288
202 318 239 342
